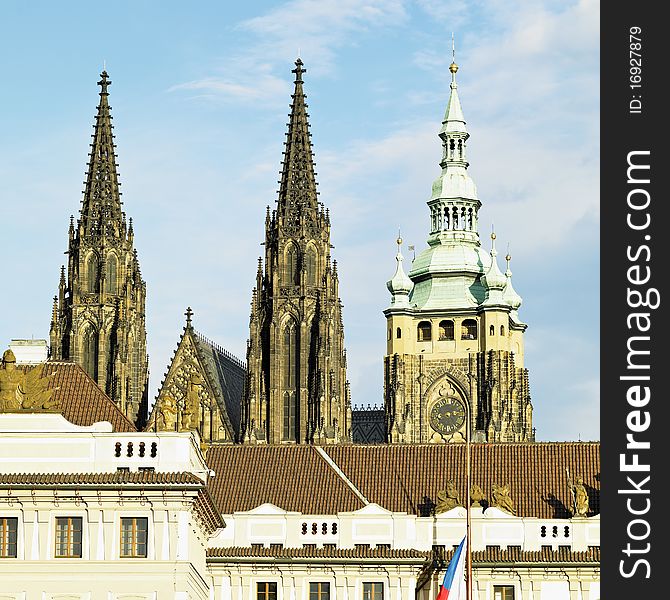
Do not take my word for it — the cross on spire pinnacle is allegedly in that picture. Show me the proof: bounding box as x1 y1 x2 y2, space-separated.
292 58 306 83
98 70 111 95
185 306 193 327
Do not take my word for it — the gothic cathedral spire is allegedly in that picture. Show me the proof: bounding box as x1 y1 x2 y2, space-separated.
49 71 149 428
243 59 351 445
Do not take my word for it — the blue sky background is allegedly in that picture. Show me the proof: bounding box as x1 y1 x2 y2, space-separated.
0 0 599 440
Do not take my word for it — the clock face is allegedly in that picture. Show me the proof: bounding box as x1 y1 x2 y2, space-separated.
429 396 466 435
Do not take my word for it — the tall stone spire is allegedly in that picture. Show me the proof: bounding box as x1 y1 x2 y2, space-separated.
50 71 149 429
80 71 124 239
277 58 319 230
243 59 351 445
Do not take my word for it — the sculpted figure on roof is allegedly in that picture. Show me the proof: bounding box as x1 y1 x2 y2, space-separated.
569 475 589 517
158 395 177 431
435 479 462 513
0 350 23 411
180 372 203 430
491 483 516 515
0 349 57 412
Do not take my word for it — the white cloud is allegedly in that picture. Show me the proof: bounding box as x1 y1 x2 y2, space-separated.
170 0 407 105
169 73 290 104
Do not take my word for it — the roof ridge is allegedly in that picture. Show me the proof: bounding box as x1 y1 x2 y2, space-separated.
314 446 369 506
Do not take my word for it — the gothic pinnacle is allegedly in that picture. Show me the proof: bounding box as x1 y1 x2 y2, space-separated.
81 69 124 238
277 59 318 222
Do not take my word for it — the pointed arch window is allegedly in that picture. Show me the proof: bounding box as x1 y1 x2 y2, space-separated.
106 255 118 294
283 392 296 441
461 319 478 340
282 320 298 440
285 244 299 286
86 254 99 293
490 325 495 336
438 320 454 341
82 326 99 380
417 321 432 342
305 247 317 286
500 325 505 336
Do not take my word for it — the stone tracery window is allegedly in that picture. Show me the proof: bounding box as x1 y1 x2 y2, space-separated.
82 326 99 380
106 254 117 294
86 254 99 293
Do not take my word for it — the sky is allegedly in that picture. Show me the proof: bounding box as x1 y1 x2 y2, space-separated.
0 0 599 441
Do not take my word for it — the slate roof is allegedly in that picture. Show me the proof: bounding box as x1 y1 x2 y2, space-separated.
193 331 245 440
206 443 600 519
29 361 136 432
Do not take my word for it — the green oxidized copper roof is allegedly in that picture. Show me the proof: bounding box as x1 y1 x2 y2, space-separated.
408 242 489 310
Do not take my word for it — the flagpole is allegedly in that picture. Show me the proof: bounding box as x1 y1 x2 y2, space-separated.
465 400 472 600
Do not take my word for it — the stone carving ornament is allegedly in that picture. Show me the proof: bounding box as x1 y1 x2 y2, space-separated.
0 349 58 412
435 479 462 513
491 483 516 515
568 473 589 517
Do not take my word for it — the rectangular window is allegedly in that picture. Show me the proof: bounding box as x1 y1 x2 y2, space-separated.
55 516 82 558
257 582 278 600
493 585 515 600
363 583 383 600
310 582 330 600
1 517 18 558
120 517 148 558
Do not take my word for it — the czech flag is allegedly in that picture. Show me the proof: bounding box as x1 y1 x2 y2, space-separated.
436 536 466 600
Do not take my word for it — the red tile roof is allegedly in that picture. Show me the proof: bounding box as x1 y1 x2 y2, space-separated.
206 445 365 514
205 443 600 519
41 361 136 432
325 443 599 519
207 546 430 560
0 471 204 486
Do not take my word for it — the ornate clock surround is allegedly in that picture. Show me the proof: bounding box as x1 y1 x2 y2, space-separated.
425 375 469 442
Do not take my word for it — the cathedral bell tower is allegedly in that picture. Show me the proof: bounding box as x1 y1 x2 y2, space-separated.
383 59 533 444
242 59 351 445
49 71 149 428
